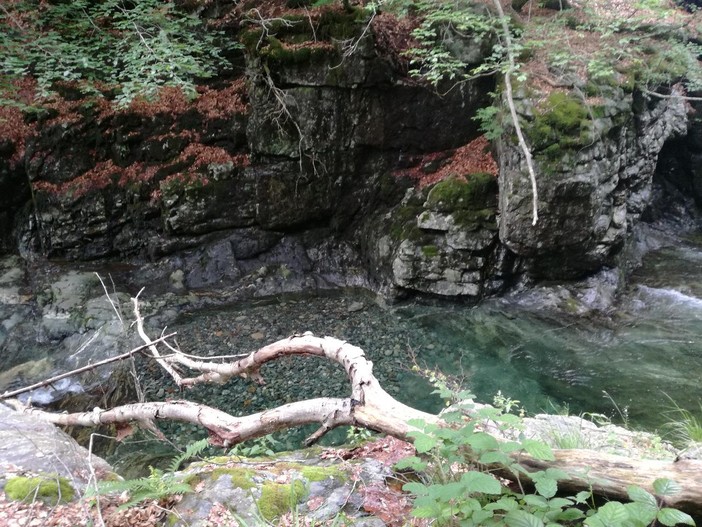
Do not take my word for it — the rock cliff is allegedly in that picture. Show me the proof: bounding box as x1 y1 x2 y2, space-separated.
0 5 698 305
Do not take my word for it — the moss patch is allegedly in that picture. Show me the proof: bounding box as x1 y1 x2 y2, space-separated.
425 173 497 212
245 7 366 64
299 465 345 482
527 91 590 159
421 245 439 258
5 475 75 505
210 467 256 489
452 208 497 231
389 197 428 243
257 480 307 521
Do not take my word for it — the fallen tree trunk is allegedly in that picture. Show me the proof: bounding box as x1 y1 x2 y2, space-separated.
6 296 702 516
510 449 702 517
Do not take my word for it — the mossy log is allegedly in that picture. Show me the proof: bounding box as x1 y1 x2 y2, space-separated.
6 297 702 517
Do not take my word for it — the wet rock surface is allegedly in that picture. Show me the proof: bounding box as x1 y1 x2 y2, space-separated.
0 402 113 493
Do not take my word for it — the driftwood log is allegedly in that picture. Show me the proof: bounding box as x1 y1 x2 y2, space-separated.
4 296 702 516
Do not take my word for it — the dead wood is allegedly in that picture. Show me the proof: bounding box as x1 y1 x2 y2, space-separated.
7 296 702 517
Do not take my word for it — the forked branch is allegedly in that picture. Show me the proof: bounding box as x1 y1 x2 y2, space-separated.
7 296 702 516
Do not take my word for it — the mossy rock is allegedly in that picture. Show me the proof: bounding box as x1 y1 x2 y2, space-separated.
425 173 498 212
527 91 590 158
210 467 256 489
263 37 334 65
389 196 428 243
421 244 440 258
245 6 365 62
257 480 308 521
452 208 498 231
273 461 346 482
5 475 75 505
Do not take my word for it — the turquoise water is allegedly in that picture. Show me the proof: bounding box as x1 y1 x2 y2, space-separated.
397 237 702 431
108 233 702 470
155 233 702 439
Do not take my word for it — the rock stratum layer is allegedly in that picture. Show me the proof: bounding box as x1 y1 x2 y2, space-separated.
0 7 700 304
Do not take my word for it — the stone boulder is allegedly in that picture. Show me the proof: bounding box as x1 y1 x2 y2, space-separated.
498 86 689 279
0 402 113 495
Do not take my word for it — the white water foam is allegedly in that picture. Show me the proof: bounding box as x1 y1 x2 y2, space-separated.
636 285 702 309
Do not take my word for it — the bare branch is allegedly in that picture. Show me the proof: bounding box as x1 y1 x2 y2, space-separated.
95 272 123 328
133 290 184 385
0 333 176 400
492 0 539 226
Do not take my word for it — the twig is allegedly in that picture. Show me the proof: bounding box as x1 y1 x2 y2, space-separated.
492 0 539 226
95 272 124 327
133 289 184 385
0 334 175 400
87 433 106 527
641 87 702 101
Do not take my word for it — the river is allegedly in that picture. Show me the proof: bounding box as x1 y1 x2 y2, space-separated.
151 229 702 448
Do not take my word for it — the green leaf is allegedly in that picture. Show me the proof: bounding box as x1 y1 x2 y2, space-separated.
402 481 428 496
574 491 592 504
627 485 657 508
535 477 558 499
522 439 555 461
473 509 495 523
485 497 520 512
555 508 586 521
623 502 657 526
460 471 503 495
412 432 438 453
548 497 574 509
394 456 427 471
585 501 629 527
480 451 512 465
467 432 499 451
433 481 464 501
505 509 546 527
522 494 549 509
657 508 696 527
412 504 442 518
653 478 683 497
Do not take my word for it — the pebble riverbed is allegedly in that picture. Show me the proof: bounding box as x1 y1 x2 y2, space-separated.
124 291 445 460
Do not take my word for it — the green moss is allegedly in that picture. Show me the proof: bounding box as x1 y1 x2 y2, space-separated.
246 7 365 63
257 480 308 521
452 208 497 231
272 461 345 482
5 475 75 505
426 173 497 212
240 28 265 50
264 37 332 64
315 8 366 40
421 245 439 258
299 465 345 482
389 198 426 242
527 91 590 159
210 467 256 489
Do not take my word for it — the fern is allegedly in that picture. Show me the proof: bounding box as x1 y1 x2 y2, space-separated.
168 438 209 473
88 438 209 510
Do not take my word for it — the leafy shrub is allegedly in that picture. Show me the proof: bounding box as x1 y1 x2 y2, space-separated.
0 0 234 105
397 396 696 527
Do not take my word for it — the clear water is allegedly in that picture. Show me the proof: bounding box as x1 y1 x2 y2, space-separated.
109 233 702 470
156 233 702 438
397 236 702 431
